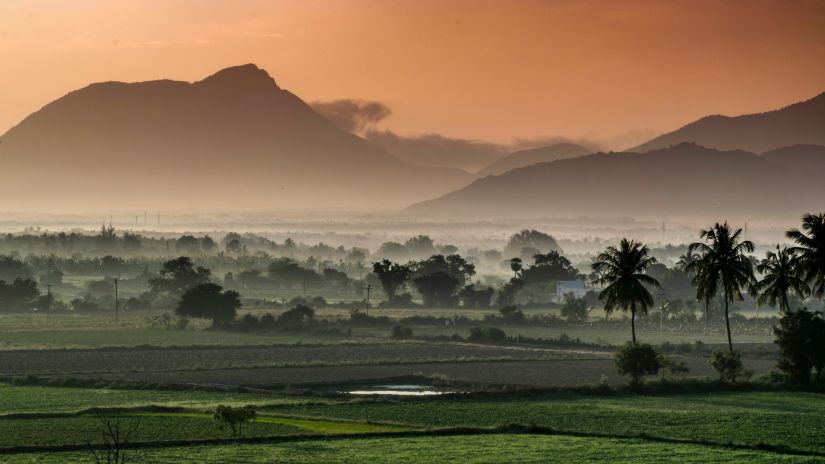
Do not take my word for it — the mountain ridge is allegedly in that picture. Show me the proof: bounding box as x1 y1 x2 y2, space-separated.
406 142 825 219
0 64 472 212
630 91 825 153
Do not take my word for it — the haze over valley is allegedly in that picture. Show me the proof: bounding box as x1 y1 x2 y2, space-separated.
1 2 824 463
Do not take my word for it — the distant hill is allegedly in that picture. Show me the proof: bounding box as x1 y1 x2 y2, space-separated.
0 64 471 212
631 92 825 153
406 143 825 218
760 144 825 173
474 143 592 177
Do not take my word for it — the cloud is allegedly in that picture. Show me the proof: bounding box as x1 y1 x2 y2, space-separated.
365 129 506 172
311 97 659 171
310 99 392 133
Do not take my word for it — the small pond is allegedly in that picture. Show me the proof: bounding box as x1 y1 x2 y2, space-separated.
343 384 455 396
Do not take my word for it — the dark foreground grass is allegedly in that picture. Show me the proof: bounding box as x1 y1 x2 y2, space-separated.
3 434 819 463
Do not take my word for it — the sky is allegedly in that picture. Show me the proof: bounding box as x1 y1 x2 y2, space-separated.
1 0 824 147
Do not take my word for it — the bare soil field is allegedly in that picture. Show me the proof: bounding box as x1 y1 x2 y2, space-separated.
56 356 777 388
0 341 608 376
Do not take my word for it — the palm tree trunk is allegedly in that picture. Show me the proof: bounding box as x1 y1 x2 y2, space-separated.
724 292 733 353
631 307 637 344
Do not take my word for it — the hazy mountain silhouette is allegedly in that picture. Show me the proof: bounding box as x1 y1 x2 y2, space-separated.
631 92 825 153
0 64 471 211
760 144 825 173
474 142 592 177
406 143 825 218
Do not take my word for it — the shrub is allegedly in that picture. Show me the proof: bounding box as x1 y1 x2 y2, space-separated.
468 327 507 343
260 313 276 329
390 325 414 339
277 304 314 326
498 306 526 324
659 356 690 380
560 294 589 322
774 308 825 384
708 350 744 383
614 342 662 387
213 405 256 436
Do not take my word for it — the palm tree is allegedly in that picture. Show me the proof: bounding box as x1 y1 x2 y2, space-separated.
688 222 756 353
756 246 808 313
509 258 522 278
787 213 825 299
591 239 661 344
675 252 699 272
687 253 718 334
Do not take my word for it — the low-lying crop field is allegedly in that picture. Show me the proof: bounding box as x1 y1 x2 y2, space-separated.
1 384 823 463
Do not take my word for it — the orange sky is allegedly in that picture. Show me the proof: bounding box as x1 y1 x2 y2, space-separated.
1 0 824 147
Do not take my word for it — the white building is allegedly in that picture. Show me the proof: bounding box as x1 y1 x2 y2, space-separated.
555 280 591 302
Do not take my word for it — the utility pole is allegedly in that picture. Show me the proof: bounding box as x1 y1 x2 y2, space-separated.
364 284 372 315
114 277 119 324
46 284 52 326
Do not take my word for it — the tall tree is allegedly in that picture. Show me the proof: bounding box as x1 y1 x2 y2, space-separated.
148 256 211 302
591 239 661 344
675 252 699 272
756 246 808 313
509 258 522 278
787 213 825 299
372 259 411 302
688 223 756 353
176 283 240 325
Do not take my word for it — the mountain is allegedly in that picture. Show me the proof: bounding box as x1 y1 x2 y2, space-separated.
406 143 825 218
474 143 592 177
0 64 471 212
631 92 825 153
760 144 825 173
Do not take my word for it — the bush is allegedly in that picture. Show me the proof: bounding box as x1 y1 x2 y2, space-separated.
212 405 256 436
774 308 825 384
468 327 507 343
498 306 526 324
560 294 589 322
390 325 414 339
708 350 744 383
659 356 690 380
614 342 662 387
277 304 314 326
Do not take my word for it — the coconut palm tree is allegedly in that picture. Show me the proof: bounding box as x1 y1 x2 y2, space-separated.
509 258 522 278
688 222 756 353
591 239 661 344
787 213 825 299
675 252 699 272
756 246 808 313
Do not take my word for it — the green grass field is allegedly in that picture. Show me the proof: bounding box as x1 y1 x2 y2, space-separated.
0 384 307 414
3 433 819 463
0 384 823 462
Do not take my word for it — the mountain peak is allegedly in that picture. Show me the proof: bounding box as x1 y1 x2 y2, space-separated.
198 63 279 90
